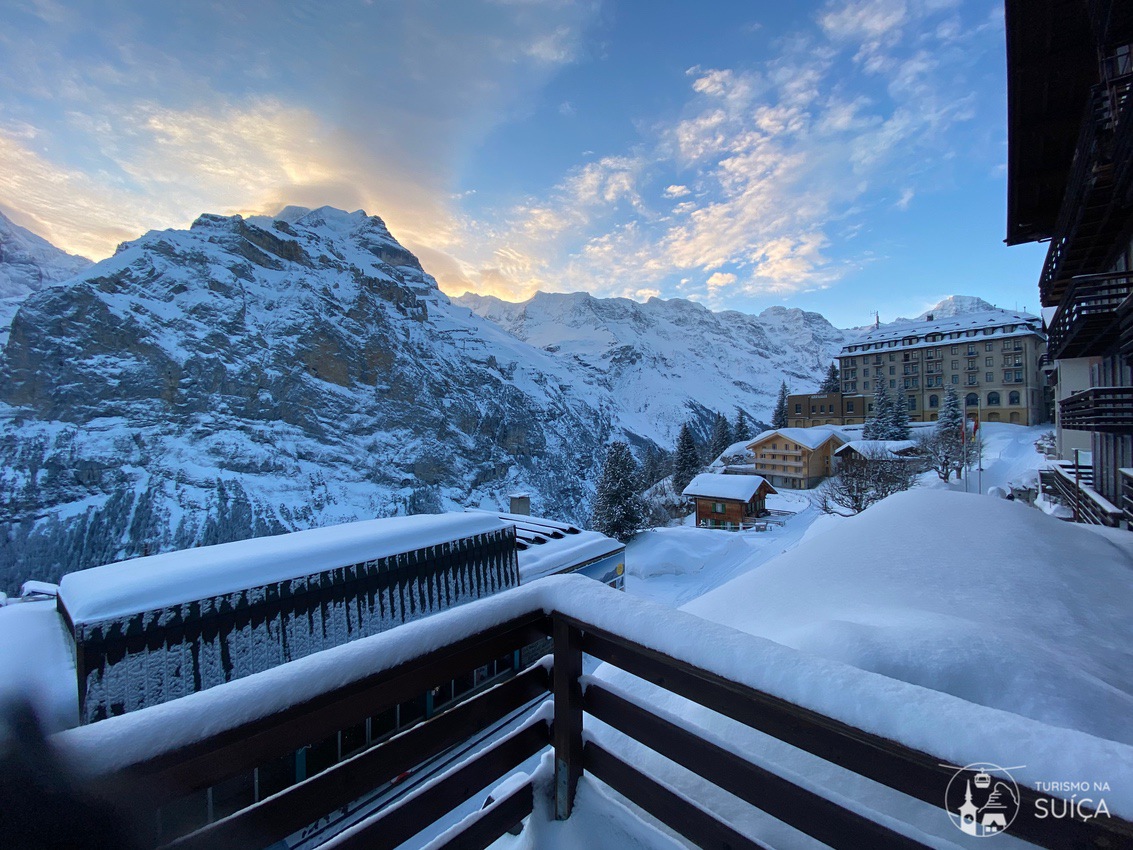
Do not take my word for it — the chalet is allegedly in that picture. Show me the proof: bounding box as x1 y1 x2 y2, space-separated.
746 427 849 489
682 473 777 530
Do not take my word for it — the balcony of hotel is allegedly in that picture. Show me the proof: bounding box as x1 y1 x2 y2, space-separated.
1038 68 1133 307
1040 459 1124 527
1046 270 1131 360
34 573 1133 850
1059 385 1133 432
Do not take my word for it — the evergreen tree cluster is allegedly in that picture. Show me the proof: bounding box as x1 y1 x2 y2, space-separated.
672 422 702 496
862 382 910 440
590 441 647 542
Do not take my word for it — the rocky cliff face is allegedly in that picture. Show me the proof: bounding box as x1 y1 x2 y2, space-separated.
456 291 849 443
0 207 618 589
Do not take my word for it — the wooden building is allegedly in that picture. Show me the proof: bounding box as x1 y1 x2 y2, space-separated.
746 427 848 489
1006 0 1133 527
682 473 777 530
57 513 518 723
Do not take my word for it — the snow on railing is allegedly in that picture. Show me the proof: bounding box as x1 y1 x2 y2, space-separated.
52 575 1133 850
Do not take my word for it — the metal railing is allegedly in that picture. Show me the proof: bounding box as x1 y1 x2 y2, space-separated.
61 586 1132 850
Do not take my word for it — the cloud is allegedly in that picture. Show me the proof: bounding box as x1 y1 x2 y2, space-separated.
439 0 992 307
706 272 737 291
0 0 601 260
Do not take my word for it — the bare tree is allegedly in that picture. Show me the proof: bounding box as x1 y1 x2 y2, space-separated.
816 447 919 516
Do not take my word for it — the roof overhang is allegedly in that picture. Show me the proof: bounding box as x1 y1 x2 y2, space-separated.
1004 0 1096 246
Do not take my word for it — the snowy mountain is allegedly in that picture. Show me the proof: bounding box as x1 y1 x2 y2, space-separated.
0 210 91 347
0 207 625 588
456 291 847 443
908 295 998 321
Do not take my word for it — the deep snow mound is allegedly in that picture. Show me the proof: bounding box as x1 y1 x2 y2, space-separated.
685 489 1133 744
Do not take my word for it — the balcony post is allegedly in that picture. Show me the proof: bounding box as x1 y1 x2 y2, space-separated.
552 615 583 820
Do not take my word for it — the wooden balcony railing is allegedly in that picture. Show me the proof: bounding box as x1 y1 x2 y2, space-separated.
1040 461 1124 527
1040 72 1133 306
54 579 1133 850
1046 271 1132 360
1059 385 1133 432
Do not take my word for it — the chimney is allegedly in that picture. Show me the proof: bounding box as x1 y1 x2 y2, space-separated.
926 312 934 322
509 493 531 516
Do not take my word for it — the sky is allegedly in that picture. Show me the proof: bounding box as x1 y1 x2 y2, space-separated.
0 0 1049 328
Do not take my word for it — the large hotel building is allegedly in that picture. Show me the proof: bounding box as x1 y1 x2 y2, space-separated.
788 310 1048 428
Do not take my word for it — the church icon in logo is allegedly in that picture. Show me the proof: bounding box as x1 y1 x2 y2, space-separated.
944 763 1021 837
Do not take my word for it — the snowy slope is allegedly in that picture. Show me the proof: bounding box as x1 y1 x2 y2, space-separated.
0 207 625 588
456 291 847 442
684 489 1133 744
0 210 91 346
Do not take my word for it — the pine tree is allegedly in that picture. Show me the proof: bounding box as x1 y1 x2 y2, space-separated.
937 385 963 434
590 441 647 542
889 390 911 440
672 422 702 496
819 362 840 393
771 381 789 429
708 413 733 463
731 408 752 444
863 381 891 440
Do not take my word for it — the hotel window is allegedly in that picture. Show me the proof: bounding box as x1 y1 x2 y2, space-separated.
862 367 869 377
889 379 896 389
952 375 959 384
929 394 940 408
951 360 959 369
1015 369 1023 382
967 376 978 385
907 396 917 411
1003 371 1013 383
985 357 993 366
1003 340 1012 350
965 393 978 406
863 381 870 390
795 403 802 413
966 345 976 355
951 345 958 354
986 372 993 382
889 365 896 375
988 391 1001 406
846 402 855 413
1009 391 1020 405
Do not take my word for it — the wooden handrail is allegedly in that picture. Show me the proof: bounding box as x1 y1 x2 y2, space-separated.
60 589 1133 850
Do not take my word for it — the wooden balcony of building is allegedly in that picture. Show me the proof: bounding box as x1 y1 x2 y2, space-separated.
45 576 1131 850
1039 70 1133 306
1040 460 1124 527
1046 270 1131 360
1059 385 1133 432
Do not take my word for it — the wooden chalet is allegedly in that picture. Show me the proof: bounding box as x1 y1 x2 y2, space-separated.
746 427 849 489
682 473 777 530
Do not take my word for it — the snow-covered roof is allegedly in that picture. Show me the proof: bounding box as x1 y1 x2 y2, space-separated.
465 510 623 583
748 426 850 451
682 473 776 501
58 513 510 625
842 309 1043 356
835 440 919 458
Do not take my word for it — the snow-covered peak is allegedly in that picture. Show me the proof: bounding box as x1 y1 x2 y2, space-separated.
913 295 998 320
0 210 91 300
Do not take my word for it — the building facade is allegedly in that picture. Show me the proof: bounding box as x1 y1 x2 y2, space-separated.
746 428 847 489
682 473 777 529
1005 0 1133 526
838 311 1048 426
